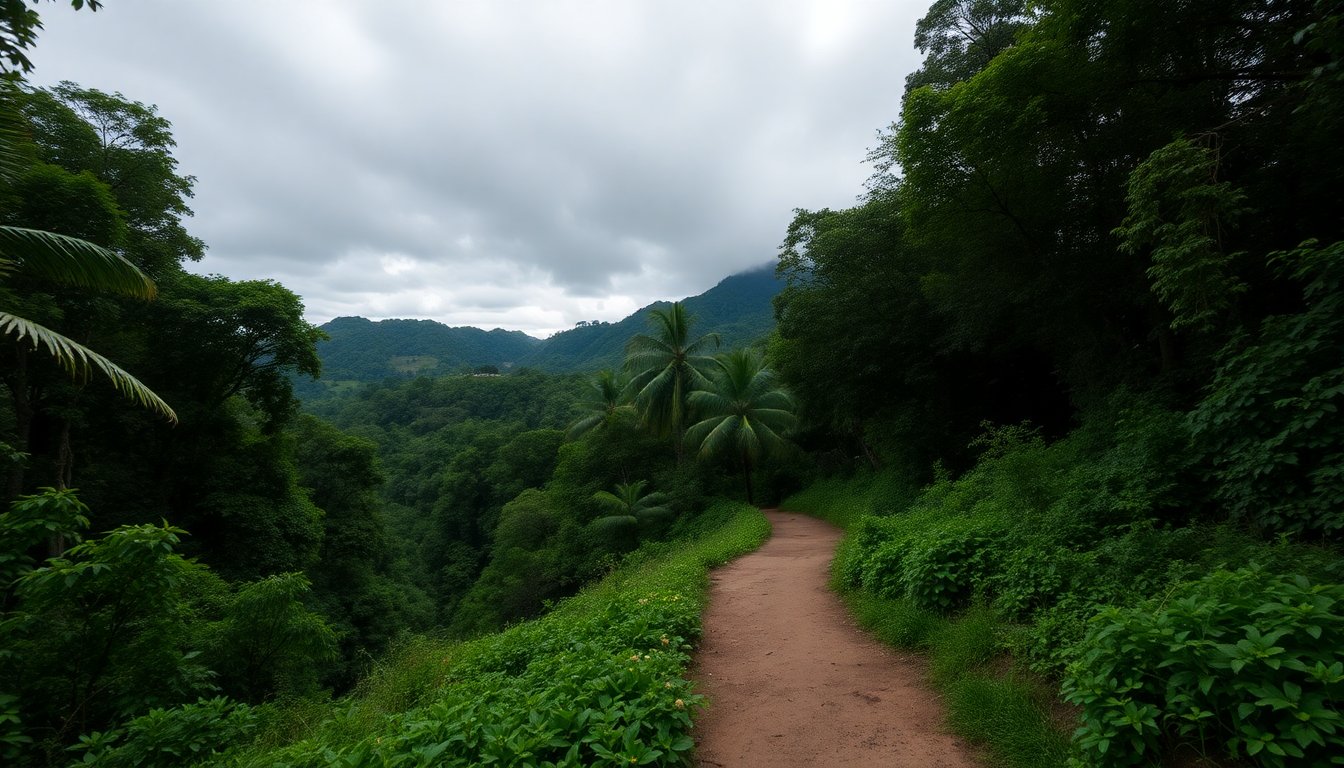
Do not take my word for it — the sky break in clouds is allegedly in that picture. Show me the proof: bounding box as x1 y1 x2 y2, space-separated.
29 1 929 337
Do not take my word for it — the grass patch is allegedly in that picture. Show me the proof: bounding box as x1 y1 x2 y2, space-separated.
842 590 944 650
783 470 917 529
927 604 999 685
945 674 1072 768
216 500 770 767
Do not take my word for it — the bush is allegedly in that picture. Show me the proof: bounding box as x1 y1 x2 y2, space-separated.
232 501 771 767
1063 567 1344 767
901 517 1005 613
1188 240 1344 537
990 544 1092 621
68 697 264 767
835 502 1008 613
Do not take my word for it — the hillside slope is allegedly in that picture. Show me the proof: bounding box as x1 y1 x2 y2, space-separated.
304 264 782 395
316 318 542 381
520 264 782 372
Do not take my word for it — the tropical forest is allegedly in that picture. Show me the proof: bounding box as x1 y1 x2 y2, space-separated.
1 1 1341 766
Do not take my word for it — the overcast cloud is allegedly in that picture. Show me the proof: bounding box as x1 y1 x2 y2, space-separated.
29 1 927 337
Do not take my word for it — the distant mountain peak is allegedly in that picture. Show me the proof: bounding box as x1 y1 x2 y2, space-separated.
304 265 783 393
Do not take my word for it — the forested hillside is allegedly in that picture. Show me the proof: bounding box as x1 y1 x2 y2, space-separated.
301 264 783 399
0 30 795 758
1 0 1341 767
312 317 541 381
771 0 1344 765
519 265 782 373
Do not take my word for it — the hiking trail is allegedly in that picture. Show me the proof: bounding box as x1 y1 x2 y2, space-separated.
691 509 980 767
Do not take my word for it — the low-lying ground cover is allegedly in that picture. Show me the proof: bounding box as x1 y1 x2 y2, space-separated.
75 501 770 768
786 402 1344 768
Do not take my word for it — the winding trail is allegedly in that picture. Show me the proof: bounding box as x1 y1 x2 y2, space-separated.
691 510 980 767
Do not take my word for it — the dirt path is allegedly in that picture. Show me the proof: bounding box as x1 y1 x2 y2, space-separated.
691 510 980 767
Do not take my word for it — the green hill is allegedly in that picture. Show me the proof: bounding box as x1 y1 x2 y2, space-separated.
302 264 782 396
317 317 542 380
520 264 782 372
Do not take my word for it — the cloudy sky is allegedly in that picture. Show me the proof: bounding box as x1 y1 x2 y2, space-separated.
30 1 927 337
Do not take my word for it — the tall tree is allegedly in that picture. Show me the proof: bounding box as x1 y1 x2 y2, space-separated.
0 87 175 499
623 302 719 461
684 349 796 505
565 369 633 439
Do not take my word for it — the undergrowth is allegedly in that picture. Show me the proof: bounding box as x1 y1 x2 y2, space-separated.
787 397 1343 768
85 501 769 768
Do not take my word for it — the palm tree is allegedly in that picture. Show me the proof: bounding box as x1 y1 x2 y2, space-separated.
591 479 673 542
685 348 797 505
0 86 175 424
565 369 633 439
623 302 719 460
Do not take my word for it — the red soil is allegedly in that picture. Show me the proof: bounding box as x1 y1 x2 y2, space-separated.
691 510 981 767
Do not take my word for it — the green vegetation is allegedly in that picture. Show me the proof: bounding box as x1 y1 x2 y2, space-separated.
770 1 1343 764
0 45 797 761
80 502 768 767
786 398 1342 766
303 266 783 396
3 0 1342 765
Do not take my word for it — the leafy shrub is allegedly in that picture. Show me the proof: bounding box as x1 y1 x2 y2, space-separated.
1188 239 1344 537
199 573 339 703
1007 595 1105 678
1063 567 1344 767
1047 399 1192 536
3 521 216 758
989 543 1092 621
232 501 770 767
859 531 916 598
69 697 264 767
901 517 1004 612
842 514 916 592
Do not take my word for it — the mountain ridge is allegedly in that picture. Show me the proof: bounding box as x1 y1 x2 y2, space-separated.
303 263 782 392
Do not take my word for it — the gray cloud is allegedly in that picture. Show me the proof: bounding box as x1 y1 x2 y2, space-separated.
30 1 927 336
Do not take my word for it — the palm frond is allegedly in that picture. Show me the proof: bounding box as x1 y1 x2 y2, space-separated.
1 312 177 423
565 411 606 440
0 84 33 188
593 514 638 534
687 388 733 412
623 345 675 372
634 490 671 511
634 507 674 528
592 489 632 515
0 227 156 299
682 332 722 356
692 415 741 459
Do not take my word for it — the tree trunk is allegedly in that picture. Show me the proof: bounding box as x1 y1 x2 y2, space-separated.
852 419 880 471
742 453 754 506
5 345 34 501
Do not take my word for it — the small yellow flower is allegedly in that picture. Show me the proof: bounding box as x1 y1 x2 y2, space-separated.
674 699 685 709
630 654 640 662
660 636 670 646
664 681 673 688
